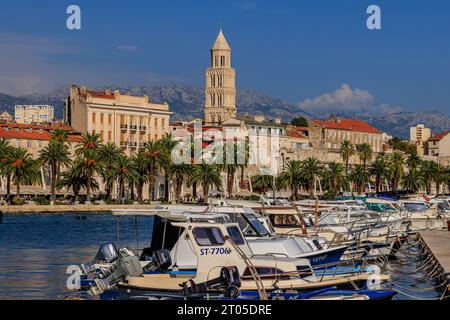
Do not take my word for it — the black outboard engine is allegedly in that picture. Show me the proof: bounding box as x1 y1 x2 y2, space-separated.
143 249 172 272
181 266 241 298
82 243 119 274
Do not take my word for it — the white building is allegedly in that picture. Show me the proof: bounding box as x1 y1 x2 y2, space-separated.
14 105 54 124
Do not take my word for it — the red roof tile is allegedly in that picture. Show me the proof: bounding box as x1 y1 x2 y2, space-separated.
311 118 382 134
428 131 450 142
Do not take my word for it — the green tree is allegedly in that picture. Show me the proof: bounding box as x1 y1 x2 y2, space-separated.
73 149 102 202
169 163 193 204
143 140 164 201
350 164 369 194
111 154 136 201
388 151 405 191
402 168 424 193
189 163 222 203
291 117 309 127
406 150 422 170
340 140 354 174
322 162 349 195
301 157 323 197
38 140 71 204
277 160 302 201
57 165 99 202
369 154 387 193
0 138 13 201
357 143 373 169
159 133 179 202
6 147 40 199
132 151 150 203
251 174 274 194
98 143 122 200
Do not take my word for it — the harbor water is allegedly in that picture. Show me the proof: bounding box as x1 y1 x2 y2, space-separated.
0 213 442 300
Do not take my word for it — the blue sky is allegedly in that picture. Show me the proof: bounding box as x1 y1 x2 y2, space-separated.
0 0 449 115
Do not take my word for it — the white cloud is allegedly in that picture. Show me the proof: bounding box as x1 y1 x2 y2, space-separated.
298 84 402 117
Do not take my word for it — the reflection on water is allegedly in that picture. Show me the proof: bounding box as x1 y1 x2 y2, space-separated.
0 213 153 300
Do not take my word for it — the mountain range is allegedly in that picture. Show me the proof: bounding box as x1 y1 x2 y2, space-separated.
1 84 449 139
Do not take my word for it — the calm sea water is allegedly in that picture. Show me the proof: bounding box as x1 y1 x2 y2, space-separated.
0 213 443 300
0 213 154 300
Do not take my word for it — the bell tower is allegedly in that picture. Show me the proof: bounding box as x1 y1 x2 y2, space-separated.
204 29 237 125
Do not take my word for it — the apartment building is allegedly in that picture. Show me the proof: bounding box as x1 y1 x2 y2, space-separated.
14 105 54 124
64 86 172 154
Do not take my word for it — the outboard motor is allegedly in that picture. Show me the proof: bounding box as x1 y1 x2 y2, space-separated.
143 249 172 272
181 266 241 298
89 247 143 296
81 243 119 275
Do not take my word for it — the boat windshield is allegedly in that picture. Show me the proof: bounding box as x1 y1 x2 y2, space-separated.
243 213 270 237
269 214 301 228
403 203 429 212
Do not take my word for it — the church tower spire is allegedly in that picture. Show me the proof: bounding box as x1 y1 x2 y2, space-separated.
204 29 237 125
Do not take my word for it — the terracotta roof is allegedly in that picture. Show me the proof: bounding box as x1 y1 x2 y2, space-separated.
428 131 450 142
287 130 307 139
311 118 382 134
0 123 80 142
86 90 115 100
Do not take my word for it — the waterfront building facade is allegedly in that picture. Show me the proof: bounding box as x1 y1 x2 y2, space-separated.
204 30 237 125
309 117 384 153
64 85 172 154
14 105 54 124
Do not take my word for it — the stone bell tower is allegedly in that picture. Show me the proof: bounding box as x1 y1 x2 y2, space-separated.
204 29 237 125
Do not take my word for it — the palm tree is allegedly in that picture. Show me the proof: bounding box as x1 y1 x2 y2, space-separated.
111 154 136 201
442 166 450 194
402 168 424 193
251 174 274 194
277 160 302 201
98 143 122 200
38 140 71 204
132 151 150 203
143 140 163 201
189 163 222 203
169 163 193 203
220 143 241 198
350 164 369 194
51 128 69 143
369 155 387 193
57 165 99 202
159 133 179 202
322 162 349 195
6 147 40 199
388 152 405 191
0 138 13 202
357 143 373 169
420 160 437 195
301 157 323 197
73 149 102 202
340 140 354 174
406 150 422 170
75 132 101 157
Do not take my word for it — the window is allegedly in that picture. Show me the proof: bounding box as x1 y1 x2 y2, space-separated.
226 226 245 245
27 141 32 148
108 114 112 124
192 227 224 246
100 113 104 124
92 113 96 123
242 267 288 280
108 131 112 141
269 215 301 228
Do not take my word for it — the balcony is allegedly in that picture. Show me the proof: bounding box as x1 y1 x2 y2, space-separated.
120 141 128 148
130 142 138 148
130 124 137 131
120 124 128 131
139 125 147 131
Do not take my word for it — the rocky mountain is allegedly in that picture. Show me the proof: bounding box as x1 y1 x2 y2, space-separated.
1 84 449 139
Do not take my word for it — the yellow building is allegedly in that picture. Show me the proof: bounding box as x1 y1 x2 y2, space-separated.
410 124 432 155
14 105 54 124
64 86 172 154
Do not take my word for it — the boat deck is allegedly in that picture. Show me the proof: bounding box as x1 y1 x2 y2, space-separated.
420 231 450 291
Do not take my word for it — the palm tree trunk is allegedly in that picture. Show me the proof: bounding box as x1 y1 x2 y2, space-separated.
16 177 20 198
137 182 143 203
176 179 182 204
227 171 234 198
164 175 169 202
192 182 197 199
203 183 209 203
51 163 57 204
86 169 91 203
6 173 11 202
